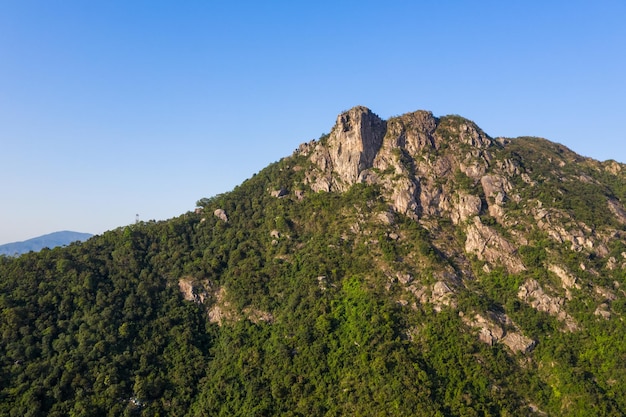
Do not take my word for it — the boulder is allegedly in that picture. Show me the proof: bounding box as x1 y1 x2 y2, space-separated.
501 332 536 353
271 188 289 198
214 209 228 223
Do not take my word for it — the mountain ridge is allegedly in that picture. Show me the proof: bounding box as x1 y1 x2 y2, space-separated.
0 230 93 256
1 106 626 415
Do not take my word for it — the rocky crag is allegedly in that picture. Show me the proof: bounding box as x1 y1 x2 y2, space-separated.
288 106 626 351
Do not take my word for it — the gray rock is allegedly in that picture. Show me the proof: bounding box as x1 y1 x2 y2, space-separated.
608 198 626 225
464 217 526 273
501 332 536 353
451 193 482 225
271 188 289 198
214 209 228 223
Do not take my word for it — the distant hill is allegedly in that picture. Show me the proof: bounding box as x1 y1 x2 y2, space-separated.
0 231 93 256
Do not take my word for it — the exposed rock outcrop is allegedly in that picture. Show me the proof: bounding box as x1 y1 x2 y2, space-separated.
308 106 387 192
464 312 536 353
431 281 456 311
207 287 233 326
214 208 229 223
532 205 608 256
464 217 526 273
443 118 492 149
330 106 386 185
518 279 578 331
406 278 458 312
271 187 289 198
595 303 611 320
594 285 617 301
377 211 395 225
178 277 209 304
481 174 513 221
451 193 482 225
548 265 579 290
548 264 580 299
501 332 537 353
608 198 626 225
464 313 505 346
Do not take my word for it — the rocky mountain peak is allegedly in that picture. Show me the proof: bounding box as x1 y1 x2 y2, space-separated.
301 105 626 278
304 107 493 217
307 106 386 191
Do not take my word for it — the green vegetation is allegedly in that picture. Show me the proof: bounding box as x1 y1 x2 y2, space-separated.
2 123 626 416
502 137 621 228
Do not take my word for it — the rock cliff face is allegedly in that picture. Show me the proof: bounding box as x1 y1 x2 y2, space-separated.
329 106 387 186
304 107 497 221
309 106 387 192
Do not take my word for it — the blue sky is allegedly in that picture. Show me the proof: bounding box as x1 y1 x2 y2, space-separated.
1 1 625 244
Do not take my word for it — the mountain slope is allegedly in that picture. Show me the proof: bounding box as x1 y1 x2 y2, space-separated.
0 231 93 256
1 106 626 416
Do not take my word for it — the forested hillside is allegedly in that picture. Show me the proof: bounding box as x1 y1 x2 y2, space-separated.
2 107 626 416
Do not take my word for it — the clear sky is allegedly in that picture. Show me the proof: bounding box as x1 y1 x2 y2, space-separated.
1 1 625 244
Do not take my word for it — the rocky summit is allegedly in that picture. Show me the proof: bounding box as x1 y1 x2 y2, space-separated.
2 106 626 416
301 106 625 273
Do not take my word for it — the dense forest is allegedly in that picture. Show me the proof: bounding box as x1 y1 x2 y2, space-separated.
3 108 626 416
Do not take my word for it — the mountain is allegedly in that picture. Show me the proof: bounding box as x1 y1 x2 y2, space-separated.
0 231 93 256
2 106 626 416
